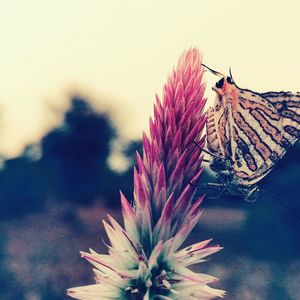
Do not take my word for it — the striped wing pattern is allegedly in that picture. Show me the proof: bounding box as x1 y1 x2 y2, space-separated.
207 98 230 158
261 91 300 145
206 77 300 188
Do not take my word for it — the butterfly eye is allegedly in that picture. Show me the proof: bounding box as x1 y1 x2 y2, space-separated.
226 76 233 84
216 77 225 89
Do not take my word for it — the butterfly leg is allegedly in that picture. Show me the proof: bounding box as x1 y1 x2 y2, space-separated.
197 183 224 190
244 186 260 203
192 141 225 165
208 188 227 201
196 183 227 200
195 144 224 160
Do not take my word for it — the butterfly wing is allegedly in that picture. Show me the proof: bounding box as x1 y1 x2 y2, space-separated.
206 95 230 158
228 87 288 185
260 91 300 146
207 77 300 188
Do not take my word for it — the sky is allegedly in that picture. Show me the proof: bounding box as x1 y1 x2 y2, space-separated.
0 0 299 158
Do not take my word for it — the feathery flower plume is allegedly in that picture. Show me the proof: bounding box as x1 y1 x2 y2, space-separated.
68 48 225 299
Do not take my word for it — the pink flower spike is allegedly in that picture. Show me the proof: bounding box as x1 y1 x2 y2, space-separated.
68 48 224 299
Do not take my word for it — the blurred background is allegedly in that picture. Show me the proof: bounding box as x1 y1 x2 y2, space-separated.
0 1 299 299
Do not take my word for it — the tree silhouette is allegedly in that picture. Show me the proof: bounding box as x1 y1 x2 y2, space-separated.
41 96 117 205
0 155 46 218
0 96 122 218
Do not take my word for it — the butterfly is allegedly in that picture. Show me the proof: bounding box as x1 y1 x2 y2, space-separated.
203 65 300 201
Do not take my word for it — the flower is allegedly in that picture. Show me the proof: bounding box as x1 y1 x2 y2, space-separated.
68 48 225 299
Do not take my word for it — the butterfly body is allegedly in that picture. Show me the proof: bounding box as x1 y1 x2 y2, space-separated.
209 154 260 202
206 75 300 200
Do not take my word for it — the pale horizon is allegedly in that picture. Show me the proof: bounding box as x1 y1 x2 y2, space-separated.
0 0 299 157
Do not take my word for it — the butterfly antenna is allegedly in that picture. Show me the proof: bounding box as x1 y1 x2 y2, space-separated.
201 64 224 78
261 189 300 221
229 67 234 82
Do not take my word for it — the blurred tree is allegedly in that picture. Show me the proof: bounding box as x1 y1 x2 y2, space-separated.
0 96 125 218
122 140 143 165
0 155 46 218
40 96 117 205
115 140 143 202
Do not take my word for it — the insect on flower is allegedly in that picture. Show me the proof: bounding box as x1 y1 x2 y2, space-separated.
67 49 225 300
202 65 300 202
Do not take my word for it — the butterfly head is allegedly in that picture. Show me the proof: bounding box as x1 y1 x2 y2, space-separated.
213 75 239 111
201 64 239 109
213 75 235 95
